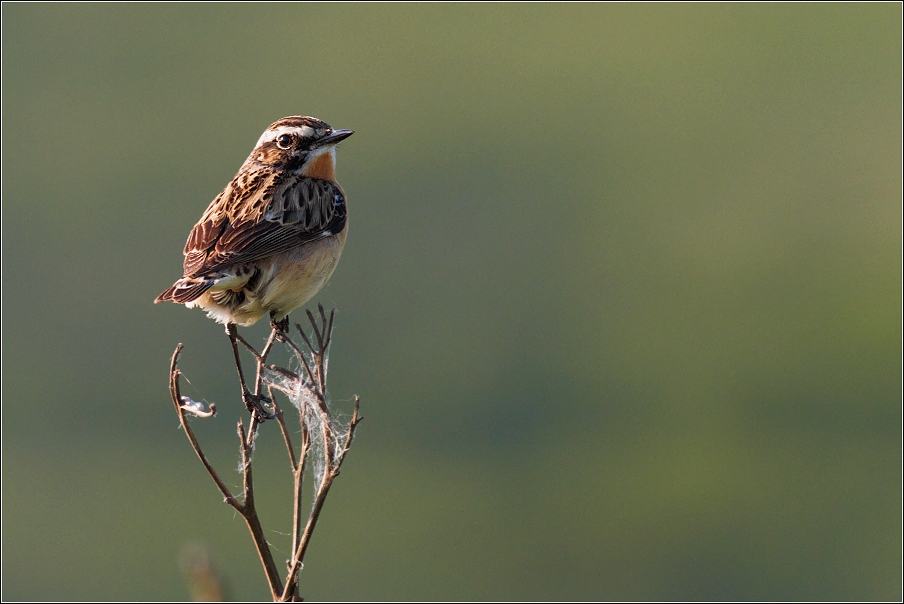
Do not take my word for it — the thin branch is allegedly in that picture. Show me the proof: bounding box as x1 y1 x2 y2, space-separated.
285 326 319 393
169 344 242 512
237 420 284 600
338 395 362 463
264 364 300 381
168 306 359 602
254 329 280 396
169 344 283 600
306 308 324 350
234 332 266 362
319 306 334 393
324 305 335 348
282 396 361 601
290 421 310 581
272 396 298 473
294 322 316 355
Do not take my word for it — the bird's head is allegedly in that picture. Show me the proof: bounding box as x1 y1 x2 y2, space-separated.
249 116 353 180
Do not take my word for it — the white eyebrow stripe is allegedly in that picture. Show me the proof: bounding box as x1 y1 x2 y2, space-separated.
255 125 315 147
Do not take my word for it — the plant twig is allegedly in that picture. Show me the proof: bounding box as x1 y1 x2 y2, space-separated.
278 310 360 601
167 306 360 602
272 397 298 472
169 345 283 600
169 345 241 511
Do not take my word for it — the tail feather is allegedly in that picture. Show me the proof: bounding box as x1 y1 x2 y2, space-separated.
155 278 215 304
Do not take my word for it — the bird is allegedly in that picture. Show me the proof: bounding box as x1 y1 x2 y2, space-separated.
155 115 353 419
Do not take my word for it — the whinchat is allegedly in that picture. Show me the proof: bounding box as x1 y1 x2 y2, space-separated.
155 116 353 420
155 116 353 327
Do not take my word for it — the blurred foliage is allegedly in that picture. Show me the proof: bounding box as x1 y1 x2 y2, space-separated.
2 3 901 601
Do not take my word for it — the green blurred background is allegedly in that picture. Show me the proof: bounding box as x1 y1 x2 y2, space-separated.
2 4 901 601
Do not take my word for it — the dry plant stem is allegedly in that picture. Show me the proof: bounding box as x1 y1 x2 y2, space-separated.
309 306 334 401
169 306 359 602
282 396 360 602
227 325 277 422
225 325 253 394
273 398 298 472
236 421 284 598
279 307 355 601
169 345 236 506
269 394 309 568
254 330 279 395
169 345 284 600
281 329 319 394
290 423 311 570
245 329 279 444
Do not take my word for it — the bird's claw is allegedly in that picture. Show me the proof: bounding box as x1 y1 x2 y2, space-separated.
270 316 290 341
242 388 276 422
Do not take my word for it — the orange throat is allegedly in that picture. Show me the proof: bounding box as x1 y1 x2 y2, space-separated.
302 150 336 181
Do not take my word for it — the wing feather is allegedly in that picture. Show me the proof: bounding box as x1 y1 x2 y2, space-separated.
181 175 346 279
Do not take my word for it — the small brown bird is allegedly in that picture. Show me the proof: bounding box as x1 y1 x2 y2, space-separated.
156 116 353 326
156 116 353 419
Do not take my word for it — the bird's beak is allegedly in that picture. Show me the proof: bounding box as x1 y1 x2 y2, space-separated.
315 129 354 148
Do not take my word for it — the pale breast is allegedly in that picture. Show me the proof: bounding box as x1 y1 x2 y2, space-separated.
258 230 347 321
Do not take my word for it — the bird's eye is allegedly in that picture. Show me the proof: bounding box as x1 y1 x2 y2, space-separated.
276 134 293 149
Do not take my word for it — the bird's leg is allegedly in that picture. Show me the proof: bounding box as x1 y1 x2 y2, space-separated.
226 323 275 422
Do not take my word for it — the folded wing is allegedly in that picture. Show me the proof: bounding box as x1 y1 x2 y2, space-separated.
156 176 346 304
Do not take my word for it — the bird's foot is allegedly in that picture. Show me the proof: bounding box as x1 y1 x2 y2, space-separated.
242 388 276 422
270 316 290 341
